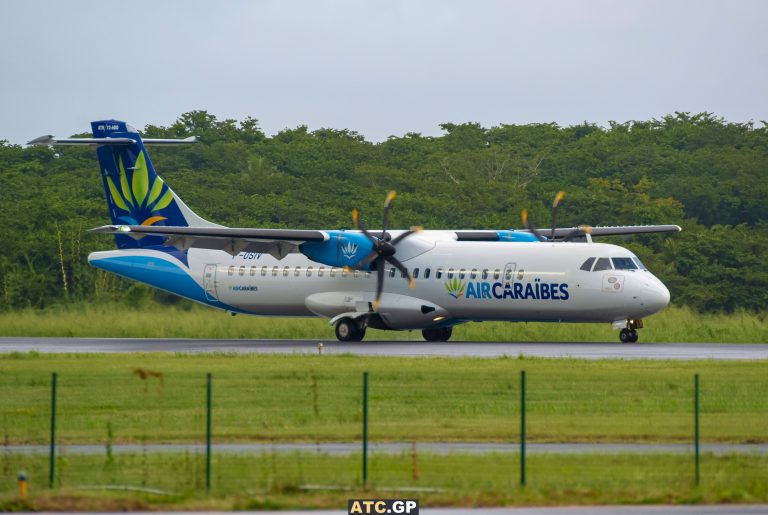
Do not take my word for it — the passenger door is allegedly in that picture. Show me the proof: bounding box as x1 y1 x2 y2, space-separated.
204 264 218 301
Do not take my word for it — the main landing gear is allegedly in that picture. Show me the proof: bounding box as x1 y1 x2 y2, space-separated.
619 319 643 343
422 327 453 342
335 317 366 342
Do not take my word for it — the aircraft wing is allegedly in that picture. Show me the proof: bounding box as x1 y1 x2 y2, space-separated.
556 224 682 238
91 225 327 259
454 224 682 241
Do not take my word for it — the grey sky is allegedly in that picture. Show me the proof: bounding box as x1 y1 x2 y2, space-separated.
1 0 766 144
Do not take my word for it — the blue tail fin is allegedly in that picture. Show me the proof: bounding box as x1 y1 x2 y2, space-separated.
92 120 214 249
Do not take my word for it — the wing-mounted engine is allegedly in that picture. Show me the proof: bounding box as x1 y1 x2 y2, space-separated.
299 231 374 268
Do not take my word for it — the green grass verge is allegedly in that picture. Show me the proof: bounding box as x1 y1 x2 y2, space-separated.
1 452 766 509
1 353 766 444
0 302 766 342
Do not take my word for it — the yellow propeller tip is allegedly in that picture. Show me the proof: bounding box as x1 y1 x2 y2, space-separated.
410 226 424 233
372 300 381 311
385 191 397 206
521 209 529 225
554 191 566 206
409 277 416 289
583 225 593 234
352 208 358 224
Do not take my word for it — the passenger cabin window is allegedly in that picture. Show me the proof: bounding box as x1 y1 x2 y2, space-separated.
250 266 257 276
272 266 278 276
612 257 637 270
459 269 466 279
389 268 396 278
354 270 360 278
413 268 420 279
493 269 500 280
239 266 245 276
504 269 512 281
424 268 431 279
593 257 612 271
580 257 596 271
228 265 235 276
330 268 336 278
306 266 313 277
470 269 477 279
282 266 290 277
401 269 407 278
294 267 301 277
436 268 443 279
261 266 267 276
318 266 325 277
482 269 489 280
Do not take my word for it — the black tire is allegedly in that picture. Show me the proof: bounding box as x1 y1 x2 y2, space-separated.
422 327 453 342
629 330 639 343
619 328 632 343
335 318 365 342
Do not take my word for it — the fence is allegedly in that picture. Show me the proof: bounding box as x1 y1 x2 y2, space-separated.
1 358 766 499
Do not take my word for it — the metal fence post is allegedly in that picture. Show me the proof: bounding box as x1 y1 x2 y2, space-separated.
49 372 57 489
362 371 369 488
694 373 700 486
206 372 212 492
520 369 526 487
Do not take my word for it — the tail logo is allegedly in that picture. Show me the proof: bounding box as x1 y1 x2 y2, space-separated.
105 151 175 226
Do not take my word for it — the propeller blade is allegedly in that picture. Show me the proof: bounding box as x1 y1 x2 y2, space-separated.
522 209 546 242
381 190 397 238
551 191 565 240
353 250 380 269
373 259 385 310
353 210 379 246
387 256 416 289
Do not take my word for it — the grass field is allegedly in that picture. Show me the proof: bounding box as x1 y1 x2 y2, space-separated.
1 452 767 509
1 353 766 445
0 302 766 342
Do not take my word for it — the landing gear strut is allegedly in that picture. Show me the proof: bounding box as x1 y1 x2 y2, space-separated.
422 327 453 342
335 317 366 342
619 319 642 343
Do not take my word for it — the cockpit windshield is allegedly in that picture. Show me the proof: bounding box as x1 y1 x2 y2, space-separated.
632 256 647 270
611 257 638 270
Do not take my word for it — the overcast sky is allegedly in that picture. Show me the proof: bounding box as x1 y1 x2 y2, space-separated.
1 0 766 144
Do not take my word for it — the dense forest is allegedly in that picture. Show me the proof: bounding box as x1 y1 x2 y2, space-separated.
1 111 766 312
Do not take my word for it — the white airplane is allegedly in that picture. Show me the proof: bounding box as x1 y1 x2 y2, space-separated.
29 120 680 343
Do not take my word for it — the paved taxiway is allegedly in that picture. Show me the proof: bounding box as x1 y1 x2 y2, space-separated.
1 338 767 359
3 442 767 456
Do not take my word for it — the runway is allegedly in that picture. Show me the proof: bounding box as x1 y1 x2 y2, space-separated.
3 442 767 456
1 337 767 359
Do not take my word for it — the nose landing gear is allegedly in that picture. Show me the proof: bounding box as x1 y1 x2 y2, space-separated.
619 319 643 343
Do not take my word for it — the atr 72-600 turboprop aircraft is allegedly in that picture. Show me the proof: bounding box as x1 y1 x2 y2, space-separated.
30 120 680 343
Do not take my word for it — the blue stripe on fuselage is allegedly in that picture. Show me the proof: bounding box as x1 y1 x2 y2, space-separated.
89 254 243 312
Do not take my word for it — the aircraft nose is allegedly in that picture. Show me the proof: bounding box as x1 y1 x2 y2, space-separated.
643 281 670 314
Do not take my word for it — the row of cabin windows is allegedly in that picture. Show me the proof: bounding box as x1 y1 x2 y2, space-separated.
579 256 646 272
227 265 515 281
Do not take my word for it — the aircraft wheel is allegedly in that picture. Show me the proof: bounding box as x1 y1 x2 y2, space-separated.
619 328 638 343
335 318 365 342
422 327 452 342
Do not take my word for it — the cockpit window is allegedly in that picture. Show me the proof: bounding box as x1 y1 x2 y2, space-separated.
580 257 596 271
593 257 613 271
612 257 638 270
633 257 647 270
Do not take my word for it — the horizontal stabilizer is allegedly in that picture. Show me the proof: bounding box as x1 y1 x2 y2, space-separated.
27 135 197 146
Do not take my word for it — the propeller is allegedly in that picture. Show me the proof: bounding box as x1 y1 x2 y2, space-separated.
348 191 421 310
522 191 592 242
